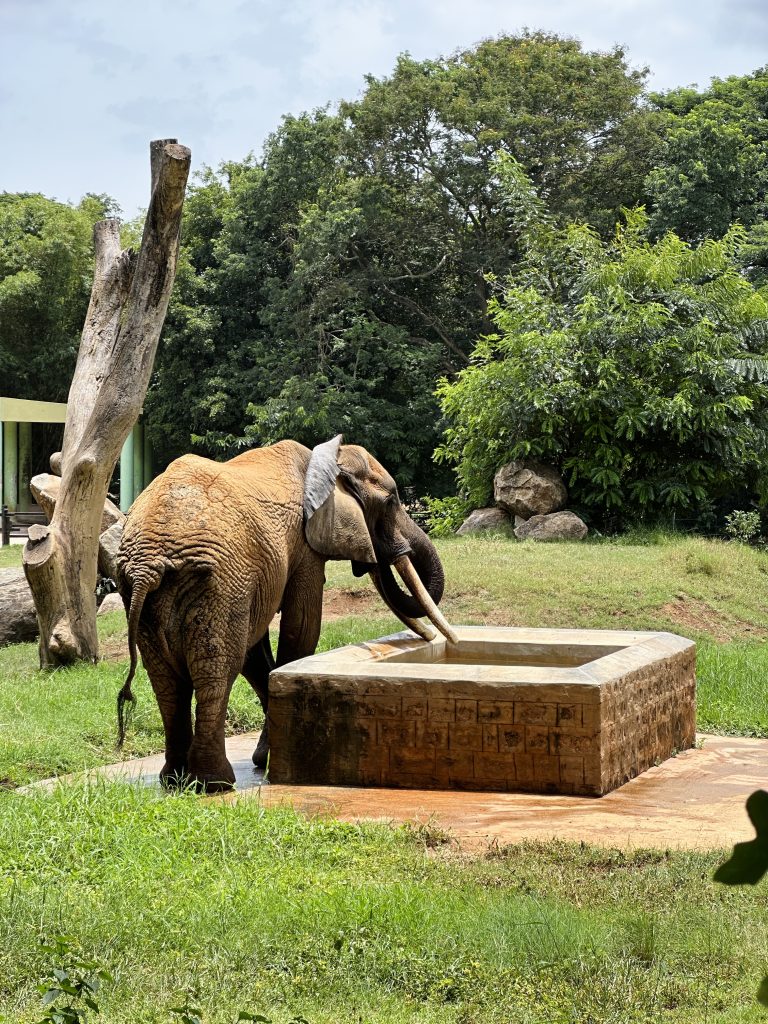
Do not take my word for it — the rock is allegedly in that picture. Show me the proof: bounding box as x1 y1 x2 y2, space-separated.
97 592 125 616
494 460 567 518
98 521 124 580
0 568 38 646
457 508 510 535
514 511 588 542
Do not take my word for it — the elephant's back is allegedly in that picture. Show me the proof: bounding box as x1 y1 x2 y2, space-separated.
119 446 304 575
120 456 237 574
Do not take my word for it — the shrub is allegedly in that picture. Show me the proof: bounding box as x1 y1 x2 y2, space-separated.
724 509 762 544
436 159 768 526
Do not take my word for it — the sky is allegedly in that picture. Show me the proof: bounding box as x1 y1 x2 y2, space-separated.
1 0 767 217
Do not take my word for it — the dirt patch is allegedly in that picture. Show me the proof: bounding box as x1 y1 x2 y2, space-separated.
660 594 766 642
322 587 379 620
100 632 130 662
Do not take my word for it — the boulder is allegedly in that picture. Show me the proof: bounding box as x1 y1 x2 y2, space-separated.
514 510 588 542
0 568 38 646
97 592 126 617
457 507 510 535
494 460 567 519
98 521 124 580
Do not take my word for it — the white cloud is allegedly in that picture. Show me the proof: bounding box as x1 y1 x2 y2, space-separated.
0 0 766 213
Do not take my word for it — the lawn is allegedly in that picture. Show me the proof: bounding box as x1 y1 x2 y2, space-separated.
1 532 768 1022
0 784 765 1023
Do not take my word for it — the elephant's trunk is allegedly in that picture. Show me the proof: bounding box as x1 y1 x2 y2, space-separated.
375 516 447 626
368 571 436 642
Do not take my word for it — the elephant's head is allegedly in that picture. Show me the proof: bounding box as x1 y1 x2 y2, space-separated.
303 435 456 644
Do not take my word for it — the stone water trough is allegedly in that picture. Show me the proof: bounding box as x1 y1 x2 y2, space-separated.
268 626 696 796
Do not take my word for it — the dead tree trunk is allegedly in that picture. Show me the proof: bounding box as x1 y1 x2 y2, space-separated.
23 139 191 667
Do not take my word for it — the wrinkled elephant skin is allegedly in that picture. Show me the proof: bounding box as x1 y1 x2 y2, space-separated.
116 437 448 792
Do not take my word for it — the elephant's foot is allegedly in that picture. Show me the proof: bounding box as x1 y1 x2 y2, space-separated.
159 762 190 790
252 729 269 770
187 749 236 793
191 772 235 793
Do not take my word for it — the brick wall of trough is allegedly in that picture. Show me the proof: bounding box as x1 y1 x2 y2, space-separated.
597 646 696 792
269 681 602 793
268 644 696 796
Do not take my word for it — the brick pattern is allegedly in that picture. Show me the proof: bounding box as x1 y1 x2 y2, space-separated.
268 646 696 797
269 686 604 794
598 648 697 792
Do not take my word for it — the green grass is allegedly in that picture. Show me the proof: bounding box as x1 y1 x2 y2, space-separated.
3 532 768 787
698 641 768 735
3 533 768 1021
325 531 768 639
0 782 766 1023
0 542 24 568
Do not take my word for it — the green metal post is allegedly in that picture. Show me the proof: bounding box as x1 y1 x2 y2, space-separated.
120 430 134 512
132 423 144 499
18 422 32 512
2 422 18 512
143 427 153 490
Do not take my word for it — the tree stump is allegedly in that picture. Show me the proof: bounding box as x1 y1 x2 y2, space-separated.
23 139 190 667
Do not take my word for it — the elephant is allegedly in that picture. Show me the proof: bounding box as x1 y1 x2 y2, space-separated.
115 435 456 791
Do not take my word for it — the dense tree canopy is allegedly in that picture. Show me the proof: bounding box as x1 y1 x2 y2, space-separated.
647 69 768 277
148 31 660 490
6 36 768 523
437 162 768 526
0 193 115 402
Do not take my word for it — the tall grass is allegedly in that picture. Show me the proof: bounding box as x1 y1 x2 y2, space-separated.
0 782 762 1023
698 641 768 735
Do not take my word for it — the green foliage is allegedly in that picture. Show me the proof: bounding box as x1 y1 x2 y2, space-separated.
437 176 768 524
647 69 768 278
35 935 112 1024
724 509 762 543
0 193 113 402
422 495 470 537
149 33 654 491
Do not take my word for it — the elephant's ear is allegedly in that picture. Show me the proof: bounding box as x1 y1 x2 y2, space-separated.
304 435 377 563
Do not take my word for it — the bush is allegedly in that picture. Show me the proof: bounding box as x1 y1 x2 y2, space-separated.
436 161 768 526
724 509 762 543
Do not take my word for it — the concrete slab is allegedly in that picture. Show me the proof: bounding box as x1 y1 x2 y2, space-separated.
31 732 768 852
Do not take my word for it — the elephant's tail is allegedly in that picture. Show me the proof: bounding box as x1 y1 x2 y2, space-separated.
117 567 164 748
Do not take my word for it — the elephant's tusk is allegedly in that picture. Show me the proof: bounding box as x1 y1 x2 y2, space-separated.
368 571 437 642
393 556 459 646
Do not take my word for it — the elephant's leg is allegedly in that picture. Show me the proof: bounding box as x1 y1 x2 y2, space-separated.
184 599 250 792
242 632 275 770
139 640 193 787
186 665 239 792
275 555 325 668
253 556 325 768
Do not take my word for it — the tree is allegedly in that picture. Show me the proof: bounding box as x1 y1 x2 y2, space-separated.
0 193 116 401
23 140 190 668
148 33 658 493
647 69 768 277
437 159 768 526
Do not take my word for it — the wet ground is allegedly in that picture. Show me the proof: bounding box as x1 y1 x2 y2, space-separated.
42 732 768 852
